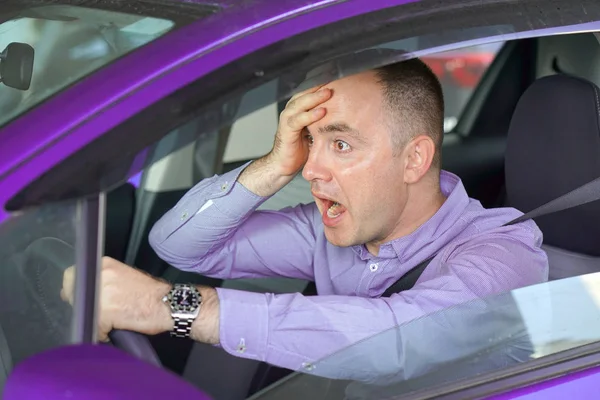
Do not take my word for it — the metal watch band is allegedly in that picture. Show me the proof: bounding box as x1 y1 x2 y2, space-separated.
171 316 193 338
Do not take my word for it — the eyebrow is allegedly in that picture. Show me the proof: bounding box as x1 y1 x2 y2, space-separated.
317 122 365 142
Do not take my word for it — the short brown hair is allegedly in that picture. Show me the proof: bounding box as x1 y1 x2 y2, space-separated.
374 58 444 168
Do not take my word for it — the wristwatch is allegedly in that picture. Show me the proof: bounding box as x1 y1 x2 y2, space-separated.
162 283 202 338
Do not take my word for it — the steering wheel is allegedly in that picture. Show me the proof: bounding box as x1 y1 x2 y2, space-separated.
21 237 162 367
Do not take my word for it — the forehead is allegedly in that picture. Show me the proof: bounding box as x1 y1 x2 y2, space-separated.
316 70 386 127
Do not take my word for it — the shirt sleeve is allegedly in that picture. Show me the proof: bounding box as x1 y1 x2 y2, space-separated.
215 233 547 382
148 162 318 281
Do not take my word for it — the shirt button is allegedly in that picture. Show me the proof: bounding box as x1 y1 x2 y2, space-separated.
180 211 188 220
237 338 246 353
221 182 228 191
302 362 315 371
369 263 379 272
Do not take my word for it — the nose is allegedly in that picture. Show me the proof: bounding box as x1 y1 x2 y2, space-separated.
302 145 332 182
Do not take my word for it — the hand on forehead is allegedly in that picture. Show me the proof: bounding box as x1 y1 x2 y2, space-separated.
308 71 384 127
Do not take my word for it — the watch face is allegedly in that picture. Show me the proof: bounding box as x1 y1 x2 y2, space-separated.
170 286 200 313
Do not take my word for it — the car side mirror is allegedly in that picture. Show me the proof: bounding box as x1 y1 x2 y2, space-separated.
0 42 34 91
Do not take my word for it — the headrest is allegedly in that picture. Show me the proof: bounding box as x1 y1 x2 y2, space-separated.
505 74 600 256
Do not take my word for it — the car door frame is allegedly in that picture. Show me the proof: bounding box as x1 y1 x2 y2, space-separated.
3 0 600 397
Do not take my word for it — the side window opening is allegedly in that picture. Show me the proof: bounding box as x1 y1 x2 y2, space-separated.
422 42 505 133
132 41 510 291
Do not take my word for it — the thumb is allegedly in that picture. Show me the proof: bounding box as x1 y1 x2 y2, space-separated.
98 328 110 343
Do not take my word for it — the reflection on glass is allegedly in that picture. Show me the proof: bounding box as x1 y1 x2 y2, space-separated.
0 199 78 383
421 42 505 131
19 18 594 202
250 273 600 400
130 35 511 184
0 5 175 128
282 26 512 96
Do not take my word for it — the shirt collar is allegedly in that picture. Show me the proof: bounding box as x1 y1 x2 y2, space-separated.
351 170 470 262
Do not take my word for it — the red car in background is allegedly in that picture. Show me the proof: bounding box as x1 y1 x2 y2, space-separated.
422 43 503 130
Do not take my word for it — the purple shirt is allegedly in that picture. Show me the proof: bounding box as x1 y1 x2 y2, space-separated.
148 163 549 374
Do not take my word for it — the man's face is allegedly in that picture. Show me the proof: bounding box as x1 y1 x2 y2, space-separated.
301 71 409 250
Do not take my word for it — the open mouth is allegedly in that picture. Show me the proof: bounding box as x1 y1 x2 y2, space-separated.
312 191 348 225
326 200 345 219
316 195 348 226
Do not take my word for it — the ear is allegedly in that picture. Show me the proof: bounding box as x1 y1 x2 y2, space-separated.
403 135 436 184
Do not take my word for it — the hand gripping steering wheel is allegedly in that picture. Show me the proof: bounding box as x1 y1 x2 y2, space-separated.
21 237 162 367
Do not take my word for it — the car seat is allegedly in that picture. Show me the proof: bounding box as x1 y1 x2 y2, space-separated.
504 73 600 280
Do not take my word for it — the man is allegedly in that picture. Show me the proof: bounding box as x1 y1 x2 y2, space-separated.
61 58 548 378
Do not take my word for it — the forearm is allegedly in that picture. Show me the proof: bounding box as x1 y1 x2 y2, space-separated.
148 162 267 272
214 289 402 380
152 287 404 381
237 154 297 197
210 288 530 383
149 160 318 281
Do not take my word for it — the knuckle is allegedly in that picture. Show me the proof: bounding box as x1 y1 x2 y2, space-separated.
102 267 118 282
101 255 115 265
298 111 314 127
279 109 288 121
63 268 73 284
288 92 303 103
299 111 312 123
102 256 120 272
286 115 296 128
286 99 297 109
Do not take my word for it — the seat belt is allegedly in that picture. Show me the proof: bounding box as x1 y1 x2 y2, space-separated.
381 257 432 297
381 175 600 297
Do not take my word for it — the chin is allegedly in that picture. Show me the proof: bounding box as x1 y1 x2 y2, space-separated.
323 230 356 248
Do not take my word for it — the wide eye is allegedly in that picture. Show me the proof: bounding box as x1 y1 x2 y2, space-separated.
335 140 350 152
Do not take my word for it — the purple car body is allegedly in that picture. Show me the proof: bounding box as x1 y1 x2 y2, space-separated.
1 0 600 399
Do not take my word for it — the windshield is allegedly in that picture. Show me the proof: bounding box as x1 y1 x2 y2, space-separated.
249 272 600 399
0 5 178 128
0 198 81 395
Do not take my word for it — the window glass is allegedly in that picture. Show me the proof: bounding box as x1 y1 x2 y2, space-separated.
221 37 508 165
220 41 506 166
15 9 586 208
0 199 80 393
250 272 600 399
421 42 505 132
0 5 176 128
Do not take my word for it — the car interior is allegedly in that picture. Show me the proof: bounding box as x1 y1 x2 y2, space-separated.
97 31 600 399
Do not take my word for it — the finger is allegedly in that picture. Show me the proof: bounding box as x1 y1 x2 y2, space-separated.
285 107 327 131
285 87 332 113
61 266 75 304
286 83 328 105
98 331 110 343
286 87 331 111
